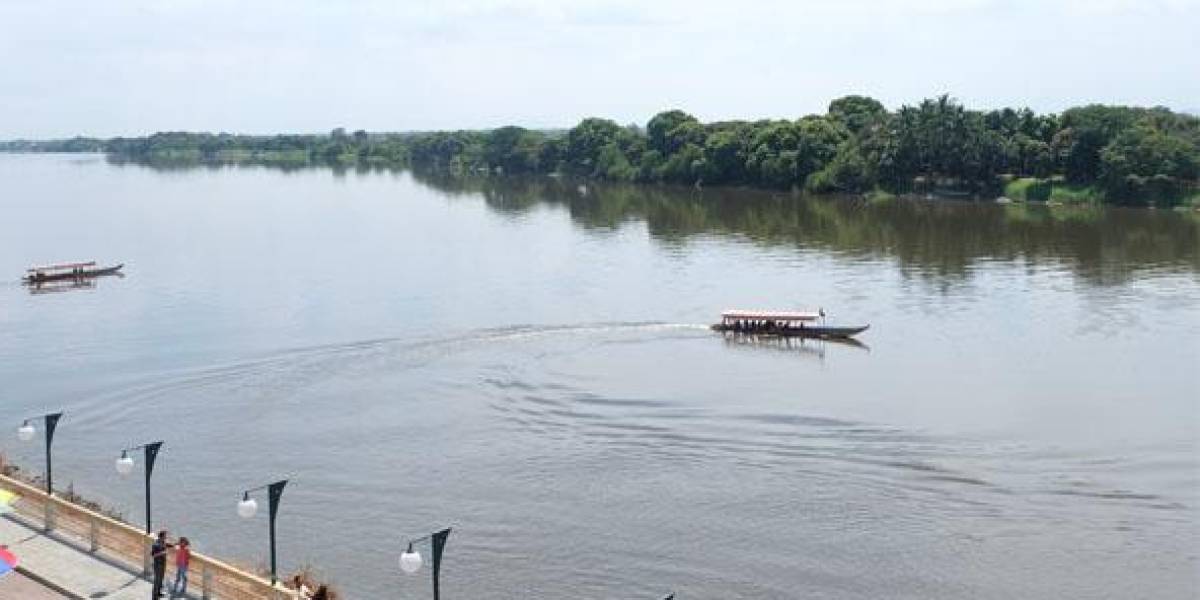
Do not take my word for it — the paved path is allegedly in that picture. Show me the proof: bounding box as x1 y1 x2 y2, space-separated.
0 513 164 600
0 571 70 599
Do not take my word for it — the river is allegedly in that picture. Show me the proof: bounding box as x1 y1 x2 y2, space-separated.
1 153 1197 599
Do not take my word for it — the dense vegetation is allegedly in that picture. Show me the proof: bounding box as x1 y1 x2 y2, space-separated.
3 96 1197 206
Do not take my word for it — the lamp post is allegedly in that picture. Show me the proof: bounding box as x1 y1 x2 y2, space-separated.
399 528 452 600
237 479 288 585
115 441 163 534
17 412 63 495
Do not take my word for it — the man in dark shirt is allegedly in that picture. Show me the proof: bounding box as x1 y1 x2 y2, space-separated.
150 530 172 599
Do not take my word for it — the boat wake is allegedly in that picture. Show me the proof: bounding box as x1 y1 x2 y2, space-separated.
61 318 1182 525
69 321 710 424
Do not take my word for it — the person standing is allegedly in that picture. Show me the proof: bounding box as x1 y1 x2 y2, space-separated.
171 537 191 597
150 530 172 599
291 574 313 599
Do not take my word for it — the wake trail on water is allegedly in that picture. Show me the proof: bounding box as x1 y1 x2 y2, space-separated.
64 319 1181 521
70 320 712 423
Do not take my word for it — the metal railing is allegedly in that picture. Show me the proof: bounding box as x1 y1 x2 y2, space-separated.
0 473 298 600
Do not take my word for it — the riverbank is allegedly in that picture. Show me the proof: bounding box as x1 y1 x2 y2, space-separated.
86 151 1200 215
999 175 1200 208
4 95 1197 207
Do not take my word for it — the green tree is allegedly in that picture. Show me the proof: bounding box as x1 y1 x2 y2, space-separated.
647 110 700 154
807 142 871 193
794 116 849 182
1099 118 1199 205
566 118 626 175
828 95 886 135
701 126 750 184
1054 105 1142 183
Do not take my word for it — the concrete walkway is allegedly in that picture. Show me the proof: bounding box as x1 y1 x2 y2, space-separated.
0 571 70 599
0 512 173 600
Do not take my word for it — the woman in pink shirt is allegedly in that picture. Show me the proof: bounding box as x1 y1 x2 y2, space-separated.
171 537 191 597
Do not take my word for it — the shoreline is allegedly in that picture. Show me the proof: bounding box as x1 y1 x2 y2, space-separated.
2 97 1197 209
7 149 1194 211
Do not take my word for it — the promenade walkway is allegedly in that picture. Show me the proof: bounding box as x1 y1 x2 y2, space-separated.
0 472 296 600
0 512 159 600
0 571 69 600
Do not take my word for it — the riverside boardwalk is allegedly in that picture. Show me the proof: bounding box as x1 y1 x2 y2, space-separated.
0 571 69 599
0 514 153 599
0 473 297 600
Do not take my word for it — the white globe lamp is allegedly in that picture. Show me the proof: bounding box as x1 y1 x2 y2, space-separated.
17 421 35 442
115 451 135 476
237 494 258 519
399 543 423 574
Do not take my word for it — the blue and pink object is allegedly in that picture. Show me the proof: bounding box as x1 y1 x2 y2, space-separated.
0 546 17 577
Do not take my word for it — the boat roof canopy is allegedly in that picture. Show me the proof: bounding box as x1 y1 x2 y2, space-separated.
721 309 822 322
27 261 97 272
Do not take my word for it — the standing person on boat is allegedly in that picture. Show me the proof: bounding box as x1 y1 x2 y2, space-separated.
150 530 173 599
171 537 191 597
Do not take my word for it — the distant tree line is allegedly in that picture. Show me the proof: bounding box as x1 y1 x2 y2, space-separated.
3 96 1197 206
0 137 107 152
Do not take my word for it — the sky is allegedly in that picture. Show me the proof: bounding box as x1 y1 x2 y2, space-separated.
1 0 1198 138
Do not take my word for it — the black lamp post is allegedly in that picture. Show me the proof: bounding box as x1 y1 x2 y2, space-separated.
399 527 452 600
17 412 63 495
115 441 163 534
237 479 288 585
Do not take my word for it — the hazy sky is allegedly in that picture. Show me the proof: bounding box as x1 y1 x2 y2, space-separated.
1 0 1197 138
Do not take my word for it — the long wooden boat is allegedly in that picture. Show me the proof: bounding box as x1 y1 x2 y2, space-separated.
711 309 869 339
23 262 124 284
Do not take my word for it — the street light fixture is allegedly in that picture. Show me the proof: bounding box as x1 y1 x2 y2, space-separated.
16 412 63 495
399 542 423 574
114 441 164 534
238 479 288 585
400 528 452 600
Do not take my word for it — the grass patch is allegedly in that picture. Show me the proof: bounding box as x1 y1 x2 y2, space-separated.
1004 177 1101 204
1003 177 1052 201
146 148 203 161
255 150 311 164
213 148 255 161
1047 184 1101 204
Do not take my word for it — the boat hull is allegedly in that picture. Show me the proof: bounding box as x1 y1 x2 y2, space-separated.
711 323 869 339
23 264 123 284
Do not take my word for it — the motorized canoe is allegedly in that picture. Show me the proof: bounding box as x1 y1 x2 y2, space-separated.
22 262 124 284
711 309 869 339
